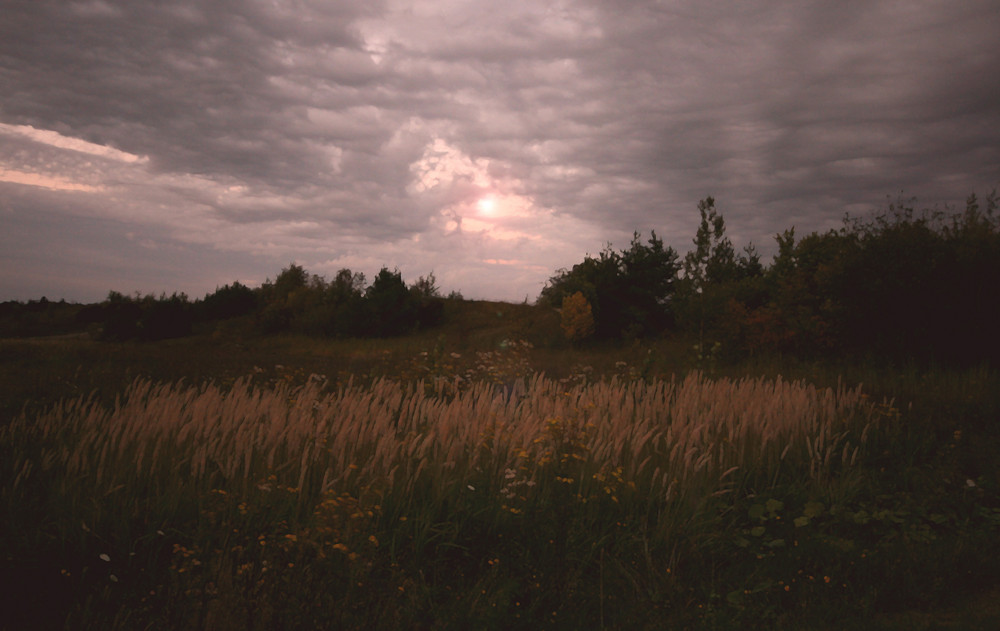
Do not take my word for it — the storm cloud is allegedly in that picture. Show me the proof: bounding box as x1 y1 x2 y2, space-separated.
2 0 998 302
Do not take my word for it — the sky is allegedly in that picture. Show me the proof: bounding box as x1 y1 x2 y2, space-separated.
2 0 998 304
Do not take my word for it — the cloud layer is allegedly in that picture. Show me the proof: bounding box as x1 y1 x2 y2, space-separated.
2 0 998 302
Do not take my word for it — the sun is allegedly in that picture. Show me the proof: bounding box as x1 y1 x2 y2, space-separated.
476 196 497 215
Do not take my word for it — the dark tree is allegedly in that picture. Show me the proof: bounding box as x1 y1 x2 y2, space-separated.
199 282 257 321
410 272 445 329
364 267 417 337
99 291 142 341
325 269 368 337
539 232 680 339
275 263 308 298
138 293 193 341
682 196 737 287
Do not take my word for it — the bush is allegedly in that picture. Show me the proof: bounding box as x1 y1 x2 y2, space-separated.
199 282 257 321
540 232 680 339
137 293 192 341
560 291 595 342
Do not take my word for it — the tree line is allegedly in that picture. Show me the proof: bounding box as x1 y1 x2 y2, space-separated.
540 191 999 366
2 190 996 366
59 266 447 341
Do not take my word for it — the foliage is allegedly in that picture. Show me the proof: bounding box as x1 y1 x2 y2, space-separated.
138 292 194 341
669 191 1000 366
540 231 680 339
0 370 874 628
538 188 999 366
671 197 764 359
5 188 998 369
744 191 1000 364
3 316 1000 629
324 268 369 337
363 267 417 336
3 349 999 630
682 195 736 287
249 264 446 338
198 282 257 322
0 297 88 337
409 272 446 333
560 291 595 342
91 291 195 341
835 192 1000 364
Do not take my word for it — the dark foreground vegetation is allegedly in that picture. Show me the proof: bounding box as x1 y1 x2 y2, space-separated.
1 191 999 630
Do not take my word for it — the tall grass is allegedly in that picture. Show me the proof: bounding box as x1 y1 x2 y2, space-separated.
5 372 876 524
1 371 890 629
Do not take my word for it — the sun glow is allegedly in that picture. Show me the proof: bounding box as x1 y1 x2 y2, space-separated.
476 196 496 215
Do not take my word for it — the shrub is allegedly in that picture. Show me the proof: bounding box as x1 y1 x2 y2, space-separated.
560 291 595 342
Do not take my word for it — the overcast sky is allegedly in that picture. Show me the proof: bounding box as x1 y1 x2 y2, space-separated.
2 0 998 303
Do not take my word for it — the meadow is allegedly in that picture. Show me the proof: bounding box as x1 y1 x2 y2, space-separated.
2 301 999 630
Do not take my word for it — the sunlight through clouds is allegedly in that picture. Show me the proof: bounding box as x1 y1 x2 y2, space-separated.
409 137 567 242
1 0 997 302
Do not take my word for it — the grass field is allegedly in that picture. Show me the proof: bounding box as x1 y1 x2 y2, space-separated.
2 300 999 630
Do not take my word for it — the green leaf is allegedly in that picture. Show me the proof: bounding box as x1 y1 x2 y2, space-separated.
765 498 784 515
794 516 810 528
751 526 766 537
803 501 825 518
764 538 786 548
748 504 765 521
727 590 744 605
